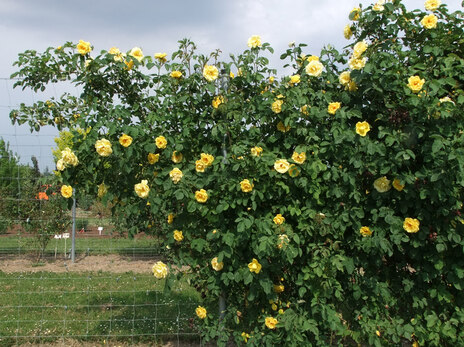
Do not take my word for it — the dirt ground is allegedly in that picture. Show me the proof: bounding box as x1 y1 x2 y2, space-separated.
0 254 159 274
18 339 213 347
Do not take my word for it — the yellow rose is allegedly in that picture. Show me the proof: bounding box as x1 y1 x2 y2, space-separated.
273 213 285 225
288 164 301 178
373 176 391 193
155 135 167 149
373 0 385 12
350 7 361 21
56 159 65 171
247 35 262 48
277 234 290 249
173 230 183 242
274 159 290 173
240 179 253 193
360 226 373 237
195 306 207 319
171 151 183 163
272 99 284 114
291 151 306 164
211 257 224 271
300 105 310 115
349 57 367 70
403 218 420 233
195 189 208 203
407 76 425 93
203 65 219 82
356 121 371 137
289 74 300 85
154 53 167 63
129 47 144 62
344 25 353 39
353 40 368 58
248 258 262 274
167 213 174 224
307 55 319 62
339 71 351 86
134 179 150 198
250 146 263 157
170 70 182 78
393 178 405 191
147 153 160 164
273 284 284 293
169 168 183 184
108 47 120 55
76 40 92 55
347 81 358 92
95 138 113 157
113 52 125 62
425 0 441 11
119 134 133 147
421 14 438 29
124 59 134 70
195 160 206 173
305 60 324 77
277 121 290 132
230 71 235 78
97 183 107 198
152 261 168 279
265 317 278 329
269 76 275 84
61 185 73 199
61 147 79 166
328 102 341 115
200 153 214 167
212 96 224 109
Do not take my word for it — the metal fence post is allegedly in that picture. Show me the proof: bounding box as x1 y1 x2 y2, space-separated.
71 196 76 262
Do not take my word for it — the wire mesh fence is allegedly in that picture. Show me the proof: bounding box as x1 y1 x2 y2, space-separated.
0 78 204 346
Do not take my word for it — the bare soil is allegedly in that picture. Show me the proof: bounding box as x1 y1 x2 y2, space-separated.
18 339 212 347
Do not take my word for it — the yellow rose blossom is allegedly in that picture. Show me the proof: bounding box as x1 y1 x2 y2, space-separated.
61 147 79 166
269 76 275 84
305 60 324 77
119 134 133 147
349 57 367 70
300 104 310 115
277 234 290 249
344 25 353 39
56 159 65 171
425 0 441 11
274 159 290 173
356 121 371 137
292 151 306 164
170 70 182 78
203 65 219 82
212 95 224 109
273 213 285 225
173 230 183 242
373 0 385 12
211 257 224 271
347 80 358 91
154 53 167 63
353 40 368 58
171 151 183 163
247 35 262 48
240 179 254 193
134 180 150 198
273 284 284 293
289 74 300 85
251 146 263 157
147 153 160 164
373 176 391 192
248 258 262 274
350 7 361 21
360 226 373 237
129 47 144 62
265 317 278 329
114 52 125 62
272 99 284 114
152 261 168 279
328 102 341 115
421 14 438 29
97 183 107 198
169 168 183 184
403 218 420 233
95 138 112 157
288 164 301 177
195 160 206 173
155 135 167 149
195 189 208 203
393 178 405 191
195 306 207 319
407 76 425 93
339 71 351 86
108 47 120 55
61 185 73 199
76 40 92 55
307 55 319 62
277 121 290 132
200 153 214 167
167 213 174 224
230 71 235 78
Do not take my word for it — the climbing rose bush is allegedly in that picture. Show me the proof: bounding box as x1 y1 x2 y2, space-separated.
10 0 464 345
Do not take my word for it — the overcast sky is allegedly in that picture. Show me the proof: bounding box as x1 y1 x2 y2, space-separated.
0 0 461 171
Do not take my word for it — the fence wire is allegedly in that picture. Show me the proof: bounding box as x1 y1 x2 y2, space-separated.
0 78 204 346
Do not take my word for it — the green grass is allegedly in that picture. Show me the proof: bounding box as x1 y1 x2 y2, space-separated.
0 271 202 346
0 235 165 257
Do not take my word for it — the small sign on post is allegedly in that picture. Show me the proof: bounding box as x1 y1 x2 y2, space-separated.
98 226 103 236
